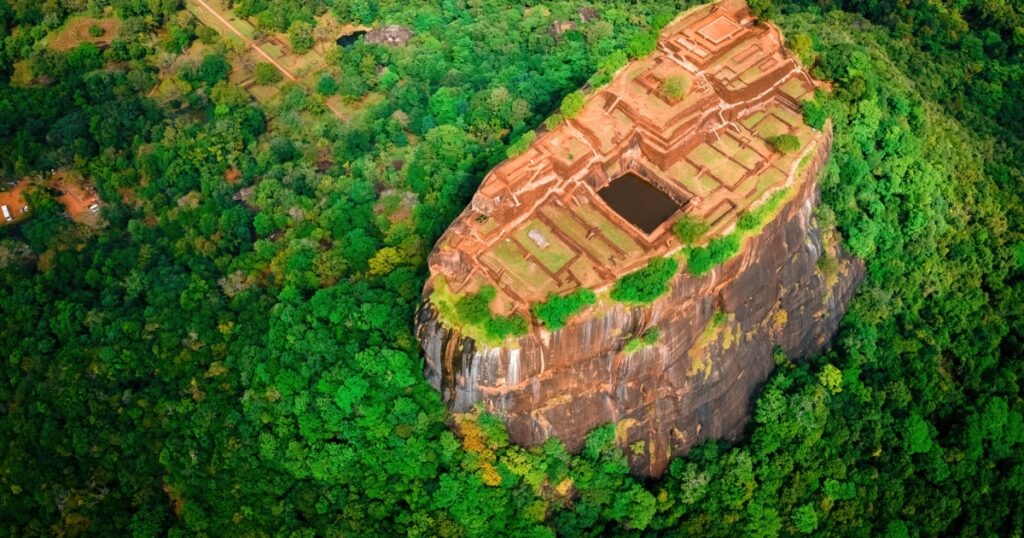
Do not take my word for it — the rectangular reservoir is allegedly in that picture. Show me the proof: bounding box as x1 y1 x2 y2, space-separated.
597 173 681 234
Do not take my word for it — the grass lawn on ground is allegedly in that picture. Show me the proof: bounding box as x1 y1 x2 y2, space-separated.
512 219 576 273
48 16 120 51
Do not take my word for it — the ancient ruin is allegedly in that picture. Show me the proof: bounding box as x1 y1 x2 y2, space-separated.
417 0 863 475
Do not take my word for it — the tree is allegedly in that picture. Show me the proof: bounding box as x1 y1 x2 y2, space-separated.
317 74 337 95
610 257 679 303
532 289 596 330
672 215 709 245
288 20 315 54
254 63 281 85
560 91 586 118
767 133 800 153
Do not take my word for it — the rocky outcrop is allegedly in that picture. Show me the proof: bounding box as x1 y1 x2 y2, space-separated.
417 130 862 476
365 25 413 47
415 0 863 476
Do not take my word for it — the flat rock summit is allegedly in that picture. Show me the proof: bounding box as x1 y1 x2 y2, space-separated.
416 0 862 475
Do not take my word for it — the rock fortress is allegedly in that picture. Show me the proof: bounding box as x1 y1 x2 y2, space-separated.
416 0 863 475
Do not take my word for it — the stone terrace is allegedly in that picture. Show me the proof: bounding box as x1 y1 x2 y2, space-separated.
426 0 825 316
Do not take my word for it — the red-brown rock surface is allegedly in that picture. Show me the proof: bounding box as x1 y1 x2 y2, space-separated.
415 0 863 476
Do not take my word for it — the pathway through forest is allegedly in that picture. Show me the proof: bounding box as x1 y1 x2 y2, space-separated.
190 0 346 120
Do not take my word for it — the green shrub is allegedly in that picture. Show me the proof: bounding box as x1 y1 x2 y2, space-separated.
686 235 740 276
626 31 657 58
254 63 282 85
506 130 536 158
452 285 528 341
767 133 801 153
673 215 710 245
88 25 105 38
543 113 563 130
485 314 528 340
610 257 679 303
532 288 597 330
316 74 337 95
802 90 834 130
661 75 689 100
288 20 314 54
737 189 789 232
455 286 497 324
560 91 586 119
623 327 661 353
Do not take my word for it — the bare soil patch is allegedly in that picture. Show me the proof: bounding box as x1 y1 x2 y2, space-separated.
49 17 120 51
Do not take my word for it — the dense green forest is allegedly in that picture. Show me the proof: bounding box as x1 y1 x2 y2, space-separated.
1 0 1022 535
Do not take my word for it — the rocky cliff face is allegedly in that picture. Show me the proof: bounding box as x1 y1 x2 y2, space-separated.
416 130 863 476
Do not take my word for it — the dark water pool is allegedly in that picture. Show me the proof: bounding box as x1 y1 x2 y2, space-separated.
597 173 680 234
337 31 367 47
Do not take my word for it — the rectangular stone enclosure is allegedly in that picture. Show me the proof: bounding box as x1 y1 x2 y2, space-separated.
597 173 682 234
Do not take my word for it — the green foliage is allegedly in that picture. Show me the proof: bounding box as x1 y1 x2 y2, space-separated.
626 31 658 58
685 189 790 275
817 363 843 394
560 90 586 119
543 113 563 130
448 285 529 341
793 503 819 534
767 133 800 153
505 130 536 158
661 75 689 99
2 0 1024 536
672 215 709 245
623 327 660 353
254 63 282 85
788 32 815 65
88 24 104 37
532 288 597 330
685 234 740 275
198 53 230 86
610 256 679 303
316 74 337 95
287 20 314 54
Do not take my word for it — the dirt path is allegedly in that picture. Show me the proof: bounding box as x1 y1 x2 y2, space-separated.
192 0 347 120
191 0 296 81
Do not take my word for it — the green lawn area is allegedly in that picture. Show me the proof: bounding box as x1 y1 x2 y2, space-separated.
572 205 642 258
47 16 120 51
713 134 744 157
699 173 721 193
781 77 811 100
703 200 735 225
474 214 500 235
262 42 285 59
753 114 790 139
732 147 763 170
710 158 749 187
249 84 280 104
512 219 576 273
772 106 805 129
486 240 543 287
689 143 728 170
741 111 765 130
666 160 708 195
738 65 763 85
541 206 616 264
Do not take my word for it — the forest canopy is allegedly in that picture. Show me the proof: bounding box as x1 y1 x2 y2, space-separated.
0 0 1022 536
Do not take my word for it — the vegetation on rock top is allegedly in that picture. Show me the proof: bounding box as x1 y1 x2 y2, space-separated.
0 0 1022 535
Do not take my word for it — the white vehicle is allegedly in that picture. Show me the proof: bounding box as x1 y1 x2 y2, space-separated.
88 203 100 213
2 205 11 222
